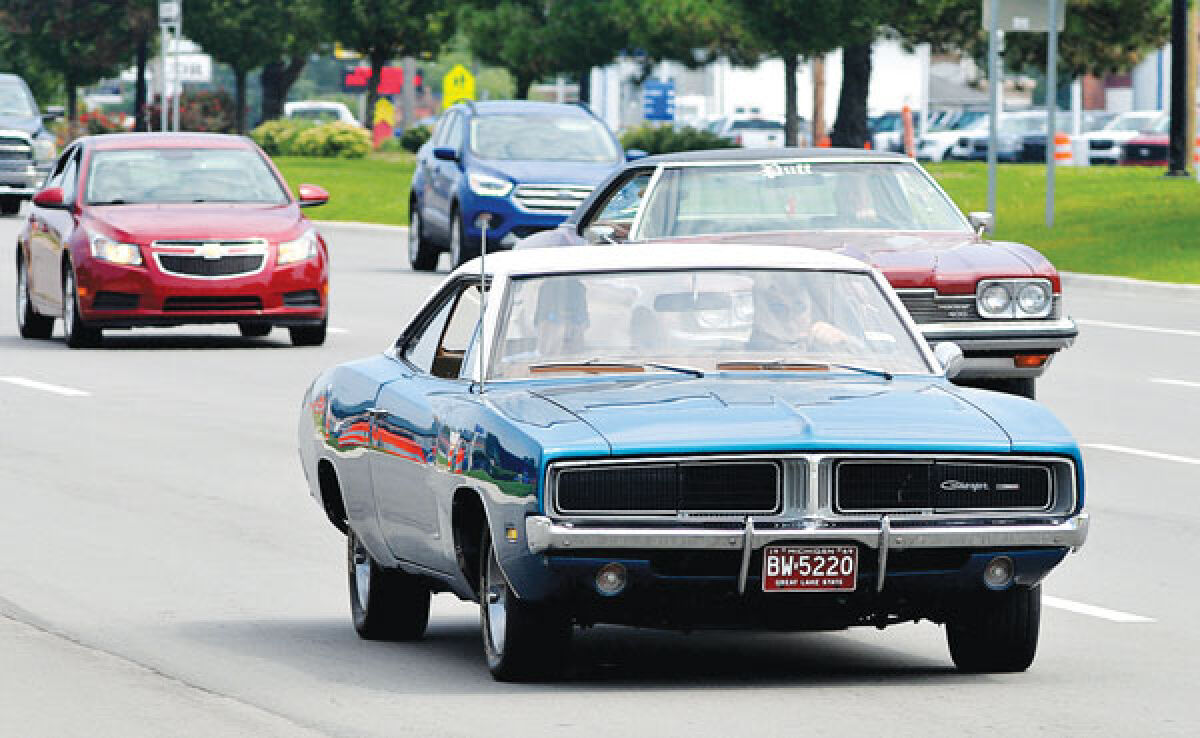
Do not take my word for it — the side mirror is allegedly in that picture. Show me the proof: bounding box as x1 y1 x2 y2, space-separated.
32 187 67 209
432 147 458 162
296 183 329 208
968 211 994 235
584 224 616 244
933 341 965 379
624 148 649 162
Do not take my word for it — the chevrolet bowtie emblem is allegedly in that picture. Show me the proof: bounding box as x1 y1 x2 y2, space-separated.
198 243 223 259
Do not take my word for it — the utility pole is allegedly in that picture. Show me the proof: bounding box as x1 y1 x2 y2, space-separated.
1045 0 1058 228
1167 0 1190 175
986 0 1000 217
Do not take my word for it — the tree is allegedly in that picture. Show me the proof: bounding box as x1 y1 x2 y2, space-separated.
323 0 455 127
124 0 156 131
184 0 297 133
0 1 135 128
259 0 323 122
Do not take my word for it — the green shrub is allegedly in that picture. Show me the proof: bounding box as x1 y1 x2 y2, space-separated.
377 137 406 153
399 124 431 153
251 119 312 156
619 124 738 155
290 122 371 159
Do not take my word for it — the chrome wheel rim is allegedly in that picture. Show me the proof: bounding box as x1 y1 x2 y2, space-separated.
353 538 371 612
485 545 507 655
16 260 27 329
449 217 462 266
63 270 75 337
408 211 420 264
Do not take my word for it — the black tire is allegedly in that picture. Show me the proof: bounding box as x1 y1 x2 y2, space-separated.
1 196 21 216
16 253 54 339
480 527 571 682
347 528 430 641
407 204 438 272
946 585 1041 673
62 264 101 349
289 318 326 346
448 207 478 269
238 322 272 338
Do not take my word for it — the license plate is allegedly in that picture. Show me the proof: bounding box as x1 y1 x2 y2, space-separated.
762 545 857 592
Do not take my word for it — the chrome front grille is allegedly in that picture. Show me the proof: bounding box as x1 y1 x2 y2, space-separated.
152 239 268 279
0 137 32 161
552 460 781 516
513 184 593 214
897 289 1061 323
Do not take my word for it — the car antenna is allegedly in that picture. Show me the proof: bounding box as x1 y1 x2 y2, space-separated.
477 213 492 394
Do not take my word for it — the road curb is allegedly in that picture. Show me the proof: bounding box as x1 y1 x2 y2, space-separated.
313 220 408 234
1062 271 1200 302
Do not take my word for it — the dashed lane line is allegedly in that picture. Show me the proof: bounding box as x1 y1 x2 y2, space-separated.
1044 596 1156 623
1076 318 1200 338
1151 378 1200 390
0 376 90 397
1083 443 1200 467
328 327 349 334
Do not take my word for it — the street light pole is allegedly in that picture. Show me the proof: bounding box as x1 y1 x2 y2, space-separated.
1045 0 1058 228
987 0 1000 218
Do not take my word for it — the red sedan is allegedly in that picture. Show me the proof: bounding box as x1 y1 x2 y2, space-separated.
15 132 330 348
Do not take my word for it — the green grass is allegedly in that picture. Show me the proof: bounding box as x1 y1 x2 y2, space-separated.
274 153 414 226
926 162 1200 284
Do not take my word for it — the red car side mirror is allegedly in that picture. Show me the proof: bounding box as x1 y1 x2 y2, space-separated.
32 187 68 209
297 184 329 208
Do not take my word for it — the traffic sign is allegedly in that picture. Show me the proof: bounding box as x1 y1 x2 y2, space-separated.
443 64 475 109
158 1 180 24
643 79 675 122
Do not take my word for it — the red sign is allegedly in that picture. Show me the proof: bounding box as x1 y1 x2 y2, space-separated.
342 66 423 95
762 545 858 592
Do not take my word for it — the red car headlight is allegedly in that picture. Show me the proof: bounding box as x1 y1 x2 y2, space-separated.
278 229 318 265
90 234 143 265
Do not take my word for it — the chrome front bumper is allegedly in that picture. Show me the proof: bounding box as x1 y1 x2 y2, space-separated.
525 513 1089 554
920 318 1079 379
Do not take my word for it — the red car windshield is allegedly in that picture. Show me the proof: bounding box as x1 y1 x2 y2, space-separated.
85 147 290 205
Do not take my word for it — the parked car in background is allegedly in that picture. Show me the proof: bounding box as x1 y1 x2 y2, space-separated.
949 111 1046 161
298 243 1089 681
1017 112 1114 163
284 100 360 127
869 109 920 153
1120 114 1171 166
917 111 988 162
0 73 59 216
408 101 627 271
16 133 330 348
519 148 1078 399
709 112 792 147
1083 111 1163 165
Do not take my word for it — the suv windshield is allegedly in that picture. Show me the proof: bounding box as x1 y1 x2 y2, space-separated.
0 80 36 117
492 269 931 378
635 162 967 238
86 148 290 205
470 114 619 162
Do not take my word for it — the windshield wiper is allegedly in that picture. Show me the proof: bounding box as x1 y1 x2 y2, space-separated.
829 363 893 381
530 358 704 378
716 359 892 380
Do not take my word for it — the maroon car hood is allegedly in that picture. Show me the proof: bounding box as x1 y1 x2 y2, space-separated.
648 230 1059 294
85 203 307 243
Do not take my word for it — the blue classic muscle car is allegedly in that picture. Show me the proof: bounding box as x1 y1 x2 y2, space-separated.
297 244 1088 681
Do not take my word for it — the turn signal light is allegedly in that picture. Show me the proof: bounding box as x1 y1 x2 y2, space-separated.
1015 354 1049 368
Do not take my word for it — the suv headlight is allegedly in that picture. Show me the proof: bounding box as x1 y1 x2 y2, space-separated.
278 229 318 265
90 234 142 265
976 279 1053 319
32 134 56 164
468 172 514 197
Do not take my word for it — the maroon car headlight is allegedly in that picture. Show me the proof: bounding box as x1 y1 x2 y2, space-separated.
976 279 1053 319
278 229 318 265
90 234 143 266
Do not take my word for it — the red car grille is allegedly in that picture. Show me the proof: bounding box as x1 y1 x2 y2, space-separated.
156 253 265 277
162 296 263 312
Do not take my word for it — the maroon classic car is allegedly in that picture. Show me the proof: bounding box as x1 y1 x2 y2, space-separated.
518 148 1077 399
1119 114 1169 166
15 132 330 348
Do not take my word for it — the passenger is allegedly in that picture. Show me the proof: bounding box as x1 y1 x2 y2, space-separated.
747 273 857 353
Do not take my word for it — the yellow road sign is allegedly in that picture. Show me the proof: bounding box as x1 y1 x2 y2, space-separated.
443 64 475 110
374 97 394 126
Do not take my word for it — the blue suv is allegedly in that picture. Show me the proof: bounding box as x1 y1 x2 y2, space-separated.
408 101 631 270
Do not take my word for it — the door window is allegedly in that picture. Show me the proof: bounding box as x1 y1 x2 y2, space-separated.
59 150 81 204
586 170 653 241
401 280 484 378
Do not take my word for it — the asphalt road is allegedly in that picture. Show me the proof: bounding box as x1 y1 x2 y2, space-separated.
2 214 1197 737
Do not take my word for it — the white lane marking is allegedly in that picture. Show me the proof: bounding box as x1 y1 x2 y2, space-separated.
328 327 349 335
1152 378 1200 390
1076 318 1200 338
1084 443 1200 466
0 376 90 397
1044 596 1156 623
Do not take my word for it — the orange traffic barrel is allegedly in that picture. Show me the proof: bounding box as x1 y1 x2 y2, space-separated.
1054 132 1072 164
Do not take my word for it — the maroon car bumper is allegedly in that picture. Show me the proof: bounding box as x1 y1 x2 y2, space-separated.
73 255 328 328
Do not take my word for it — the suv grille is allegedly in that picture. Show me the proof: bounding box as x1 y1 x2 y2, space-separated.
555 461 780 515
513 184 593 214
0 137 32 161
835 460 1052 512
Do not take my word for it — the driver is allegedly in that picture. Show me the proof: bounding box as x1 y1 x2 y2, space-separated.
534 277 589 359
746 273 856 353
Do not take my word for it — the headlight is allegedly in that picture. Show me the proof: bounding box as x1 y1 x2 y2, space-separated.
976 279 1053 319
468 172 514 197
32 135 56 163
278 229 318 265
90 234 142 265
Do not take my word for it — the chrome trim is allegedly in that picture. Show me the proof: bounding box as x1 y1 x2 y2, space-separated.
976 278 1055 320
918 317 1078 338
737 517 755 594
526 513 1089 554
150 238 269 280
876 516 890 592
512 183 593 215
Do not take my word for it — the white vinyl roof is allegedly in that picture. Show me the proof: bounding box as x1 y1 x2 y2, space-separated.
452 243 870 281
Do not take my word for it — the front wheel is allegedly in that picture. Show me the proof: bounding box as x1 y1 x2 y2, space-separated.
408 206 439 271
946 585 1041 673
16 254 54 339
448 208 478 269
289 318 326 346
62 265 101 349
347 529 430 641
480 527 571 681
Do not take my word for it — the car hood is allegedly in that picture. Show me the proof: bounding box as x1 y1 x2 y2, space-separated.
0 114 41 135
512 376 1014 457
474 158 618 186
84 203 307 243
647 230 1053 292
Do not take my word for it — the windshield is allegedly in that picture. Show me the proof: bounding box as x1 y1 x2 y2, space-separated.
492 269 931 379
0 80 37 117
998 116 1045 135
635 162 967 238
470 114 619 162
288 108 341 122
85 148 290 205
1107 112 1160 131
